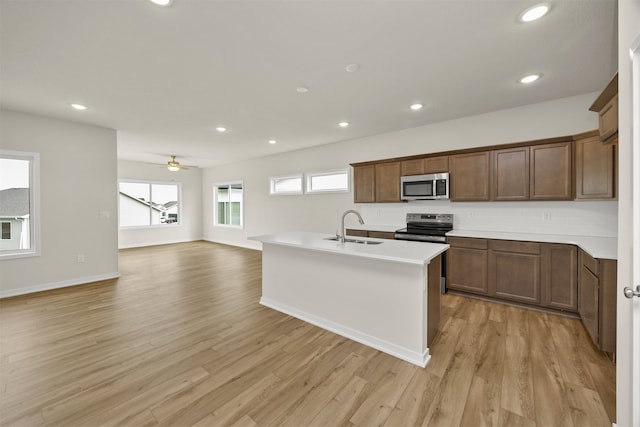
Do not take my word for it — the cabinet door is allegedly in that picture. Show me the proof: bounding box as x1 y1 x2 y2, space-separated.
488 241 541 305
599 94 618 143
579 262 600 346
401 158 425 176
424 156 449 173
599 259 617 353
530 142 573 200
450 152 491 201
447 238 489 294
375 162 401 202
353 165 375 203
575 134 615 200
541 244 578 312
492 147 530 201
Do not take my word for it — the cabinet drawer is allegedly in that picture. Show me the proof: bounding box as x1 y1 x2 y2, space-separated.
489 239 540 254
580 249 599 275
447 237 488 250
368 231 395 240
346 229 368 238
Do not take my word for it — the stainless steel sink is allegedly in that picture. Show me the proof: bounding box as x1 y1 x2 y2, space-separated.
324 237 383 245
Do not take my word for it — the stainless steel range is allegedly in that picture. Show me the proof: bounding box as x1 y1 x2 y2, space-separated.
394 213 453 243
395 213 453 293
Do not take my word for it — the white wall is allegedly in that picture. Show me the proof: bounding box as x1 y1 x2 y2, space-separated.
0 110 119 297
615 0 640 425
203 92 617 249
118 159 202 248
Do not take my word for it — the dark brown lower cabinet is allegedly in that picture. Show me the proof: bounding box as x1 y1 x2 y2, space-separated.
368 231 396 239
542 244 578 311
448 237 578 314
345 229 395 239
488 240 541 305
345 229 368 238
579 257 600 344
578 249 617 353
447 237 489 295
448 237 616 353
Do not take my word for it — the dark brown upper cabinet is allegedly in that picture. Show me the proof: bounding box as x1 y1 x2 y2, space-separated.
450 152 491 201
529 142 573 200
400 155 449 176
589 73 618 144
374 161 401 202
574 131 615 200
353 165 375 203
491 147 530 201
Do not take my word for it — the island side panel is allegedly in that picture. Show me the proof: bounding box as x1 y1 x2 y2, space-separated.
427 253 442 346
260 242 429 366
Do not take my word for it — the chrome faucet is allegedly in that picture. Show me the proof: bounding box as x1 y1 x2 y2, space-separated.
340 210 364 243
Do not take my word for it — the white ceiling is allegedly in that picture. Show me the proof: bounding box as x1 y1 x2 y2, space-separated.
0 0 617 168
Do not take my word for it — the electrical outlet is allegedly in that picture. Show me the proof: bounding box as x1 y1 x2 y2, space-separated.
100 211 110 220
77 254 85 263
542 212 551 221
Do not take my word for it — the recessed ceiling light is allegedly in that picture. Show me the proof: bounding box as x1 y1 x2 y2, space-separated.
296 86 309 93
409 103 424 111
338 121 350 128
345 63 360 73
216 126 227 132
268 139 277 145
519 74 541 84
520 4 549 22
149 0 172 6
70 103 87 110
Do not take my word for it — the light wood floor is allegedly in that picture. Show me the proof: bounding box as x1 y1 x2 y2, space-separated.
1 241 615 426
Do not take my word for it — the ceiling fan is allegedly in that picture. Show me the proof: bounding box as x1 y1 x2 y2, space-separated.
166 155 189 172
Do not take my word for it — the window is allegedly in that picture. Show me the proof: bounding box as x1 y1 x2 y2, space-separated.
1 222 11 240
270 174 303 195
119 181 181 227
306 169 350 193
0 150 40 259
214 182 243 227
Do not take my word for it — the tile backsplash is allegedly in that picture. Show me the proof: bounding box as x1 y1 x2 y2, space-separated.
360 200 618 237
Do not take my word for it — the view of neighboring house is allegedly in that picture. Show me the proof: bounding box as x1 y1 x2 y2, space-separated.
118 191 178 226
0 188 30 251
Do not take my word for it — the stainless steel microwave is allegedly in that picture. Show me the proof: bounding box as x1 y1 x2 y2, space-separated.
400 173 449 201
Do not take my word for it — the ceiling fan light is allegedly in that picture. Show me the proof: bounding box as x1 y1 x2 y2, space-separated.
167 165 180 172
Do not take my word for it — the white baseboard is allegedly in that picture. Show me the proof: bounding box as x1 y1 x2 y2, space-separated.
118 237 201 249
0 272 120 299
203 238 262 251
260 297 430 368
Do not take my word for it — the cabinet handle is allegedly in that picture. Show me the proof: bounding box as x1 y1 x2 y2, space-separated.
623 285 640 299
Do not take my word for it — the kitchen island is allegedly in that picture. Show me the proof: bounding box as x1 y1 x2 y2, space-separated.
250 232 448 367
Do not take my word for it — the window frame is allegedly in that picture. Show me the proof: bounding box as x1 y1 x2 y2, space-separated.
305 168 351 194
0 150 41 260
118 179 183 229
269 174 303 196
213 181 244 228
1 222 12 240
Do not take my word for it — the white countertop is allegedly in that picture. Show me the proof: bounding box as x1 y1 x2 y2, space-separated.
250 231 448 266
446 230 617 260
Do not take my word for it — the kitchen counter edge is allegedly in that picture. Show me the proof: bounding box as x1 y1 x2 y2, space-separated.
446 230 617 260
250 231 448 266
